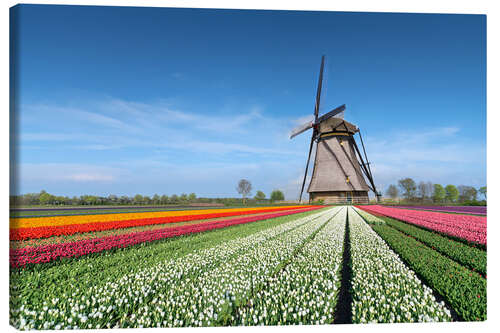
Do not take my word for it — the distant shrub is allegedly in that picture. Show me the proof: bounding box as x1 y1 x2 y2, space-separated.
311 199 324 205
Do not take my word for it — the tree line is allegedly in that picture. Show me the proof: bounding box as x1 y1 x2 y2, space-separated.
385 178 486 205
236 179 284 204
10 188 286 207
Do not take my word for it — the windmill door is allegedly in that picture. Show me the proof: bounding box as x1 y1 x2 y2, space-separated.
347 192 352 204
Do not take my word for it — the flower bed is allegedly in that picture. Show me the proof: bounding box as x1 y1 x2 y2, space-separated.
10 205 310 229
10 207 335 329
349 207 451 323
371 223 487 321
235 207 346 325
357 205 486 245
10 207 321 268
10 207 316 241
389 205 486 215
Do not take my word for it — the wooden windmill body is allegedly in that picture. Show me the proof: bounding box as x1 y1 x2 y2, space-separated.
290 56 380 204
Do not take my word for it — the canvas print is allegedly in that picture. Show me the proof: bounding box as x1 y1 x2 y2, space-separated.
9 4 486 330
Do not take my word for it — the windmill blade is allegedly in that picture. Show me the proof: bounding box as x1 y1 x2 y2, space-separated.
290 120 313 139
298 130 316 203
313 55 325 122
316 104 346 123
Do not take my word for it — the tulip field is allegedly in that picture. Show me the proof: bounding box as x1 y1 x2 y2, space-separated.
360 205 487 246
9 203 486 329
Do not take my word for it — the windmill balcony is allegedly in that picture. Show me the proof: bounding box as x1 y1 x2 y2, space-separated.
309 191 369 205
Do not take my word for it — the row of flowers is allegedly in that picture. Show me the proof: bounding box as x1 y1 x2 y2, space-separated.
10 208 335 329
390 205 486 215
381 216 486 276
357 205 486 245
235 207 346 325
11 215 251 249
119 207 340 328
370 220 487 321
10 205 309 229
349 207 452 323
352 207 385 225
10 206 316 241
10 207 321 268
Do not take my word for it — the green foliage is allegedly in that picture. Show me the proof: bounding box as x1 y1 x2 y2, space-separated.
38 192 53 205
170 194 179 203
445 184 459 203
133 194 143 204
270 190 284 202
398 178 417 199
371 224 487 321
254 190 266 200
457 185 478 203
478 186 486 200
311 199 324 205
382 217 486 275
433 184 446 203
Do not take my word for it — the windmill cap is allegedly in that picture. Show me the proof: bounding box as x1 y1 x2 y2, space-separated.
319 117 359 134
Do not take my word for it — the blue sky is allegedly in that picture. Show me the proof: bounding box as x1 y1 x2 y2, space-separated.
11 4 486 199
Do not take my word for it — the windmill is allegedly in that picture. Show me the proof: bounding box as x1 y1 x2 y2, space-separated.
290 56 381 204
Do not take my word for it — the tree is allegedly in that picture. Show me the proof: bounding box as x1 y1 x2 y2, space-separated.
479 186 487 200
108 194 118 203
425 182 434 199
170 194 179 204
188 193 197 202
458 185 477 202
270 190 285 202
417 181 429 200
152 194 160 204
433 184 446 203
160 195 169 205
385 185 399 199
468 187 478 201
236 179 252 204
39 192 52 205
254 190 266 201
445 184 459 203
180 193 188 202
134 194 143 205
398 178 417 200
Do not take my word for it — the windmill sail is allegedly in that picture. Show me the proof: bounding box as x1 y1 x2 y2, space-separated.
290 121 314 139
290 56 379 204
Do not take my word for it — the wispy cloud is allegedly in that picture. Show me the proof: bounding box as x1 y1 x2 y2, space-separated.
19 98 299 156
19 163 125 183
16 98 485 198
362 126 486 192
